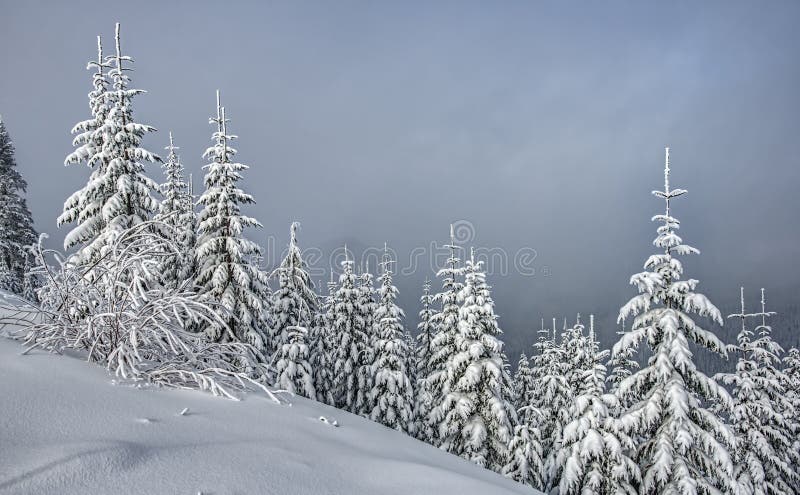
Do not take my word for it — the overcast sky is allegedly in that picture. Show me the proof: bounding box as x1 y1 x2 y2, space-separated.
2 1 799 353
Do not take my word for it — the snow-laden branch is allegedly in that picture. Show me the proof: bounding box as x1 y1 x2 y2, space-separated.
0 224 284 403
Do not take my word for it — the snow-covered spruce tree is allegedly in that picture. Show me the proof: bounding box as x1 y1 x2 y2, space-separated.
513 352 534 412
752 289 800 490
614 147 736 494
426 226 464 446
267 222 317 363
0 116 37 294
504 342 545 490
195 91 268 349
369 247 414 433
311 275 337 405
543 317 590 486
561 317 592 400
59 25 161 268
354 263 378 416
783 345 800 484
0 263 14 293
403 326 417 387
178 174 198 284
58 35 109 263
414 278 437 442
533 319 571 475
155 132 189 288
275 321 316 399
548 325 639 495
433 251 516 472
606 316 639 393
503 403 545 490
526 319 551 409
716 288 798 495
331 253 370 412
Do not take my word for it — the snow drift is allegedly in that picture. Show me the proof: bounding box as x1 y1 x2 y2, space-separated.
0 294 535 495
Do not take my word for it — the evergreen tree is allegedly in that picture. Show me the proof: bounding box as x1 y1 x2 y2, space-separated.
717 288 798 495
368 247 414 433
534 319 571 473
403 326 417 387
275 322 316 399
156 132 189 288
310 276 337 405
753 290 800 492
606 317 639 393
195 91 268 349
543 318 592 486
433 251 516 472
267 222 317 361
549 324 638 495
59 35 109 262
354 263 378 416
614 148 736 494
331 252 369 412
512 353 534 412
414 278 437 442
59 25 161 267
0 263 15 293
503 409 545 490
561 317 592 400
426 226 464 446
505 339 546 490
178 174 198 284
783 346 800 488
0 116 36 294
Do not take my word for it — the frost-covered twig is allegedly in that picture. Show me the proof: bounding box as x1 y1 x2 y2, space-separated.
0 223 283 403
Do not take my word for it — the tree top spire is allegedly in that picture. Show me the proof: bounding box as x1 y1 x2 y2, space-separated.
290 221 299 247
165 131 179 156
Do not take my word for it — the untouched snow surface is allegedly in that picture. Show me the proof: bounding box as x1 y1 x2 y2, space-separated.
0 311 536 494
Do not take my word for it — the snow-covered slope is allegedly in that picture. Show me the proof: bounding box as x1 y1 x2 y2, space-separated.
0 330 536 494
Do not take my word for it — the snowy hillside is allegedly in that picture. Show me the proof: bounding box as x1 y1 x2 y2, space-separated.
0 334 536 494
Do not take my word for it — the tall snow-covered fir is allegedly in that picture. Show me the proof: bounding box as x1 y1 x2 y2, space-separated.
354 264 378 416
606 316 639 392
548 319 638 494
613 147 736 494
532 319 571 472
194 91 268 348
432 250 516 473
425 226 464 447
59 25 161 267
179 174 198 284
331 252 370 413
311 275 337 406
782 345 800 493
267 222 317 363
512 353 533 412
156 132 190 288
368 246 414 434
503 350 545 489
0 116 37 295
716 288 798 495
414 278 437 442
58 35 109 261
275 322 316 399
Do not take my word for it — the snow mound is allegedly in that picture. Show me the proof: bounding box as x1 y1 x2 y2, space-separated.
0 335 536 494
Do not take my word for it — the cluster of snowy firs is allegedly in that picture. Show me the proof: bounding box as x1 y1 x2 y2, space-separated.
1 23 800 495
